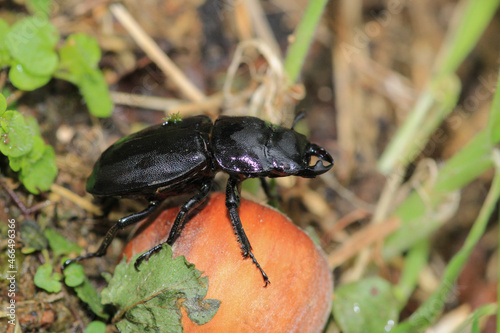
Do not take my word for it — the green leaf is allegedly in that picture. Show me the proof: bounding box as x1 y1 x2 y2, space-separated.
43 228 81 258
74 279 109 320
452 303 497 333
435 0 500 76
5 17 59 76
56 33 113 117
26 0 52 18
62 262 85 287
487 67 500 144
8 155 22 172
0 19 11 67
84 321 107 333
79 70 113 117
2 87 16 110
25 115 41 137
0 94 6 115
0 110 33 157
20 220 48 252
34 263 62 293
283 0 329 84
393 240 430 307
25 135 45 163
9 61 52 91
59 33 102 74
332 277 399 333
183 297 222 325
101 244 220 332
19 144 57 194
0 109 57 194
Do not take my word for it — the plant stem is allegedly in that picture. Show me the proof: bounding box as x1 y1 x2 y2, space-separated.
377 0 500 174
283 0 329 83
393 151 500 332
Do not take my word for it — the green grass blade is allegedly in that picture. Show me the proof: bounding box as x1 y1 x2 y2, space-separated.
435 0 500 76
452 303 496 333
377 0 500 174
283 0 329 83
384 66 500 259
393 154 500 332
393 240 429 308
487 67 500 144
382 129 493 259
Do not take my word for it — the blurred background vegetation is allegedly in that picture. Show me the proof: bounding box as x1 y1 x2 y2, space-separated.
1 0 500 332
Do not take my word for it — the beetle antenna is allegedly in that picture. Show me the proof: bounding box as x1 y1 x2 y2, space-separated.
291 111 306 130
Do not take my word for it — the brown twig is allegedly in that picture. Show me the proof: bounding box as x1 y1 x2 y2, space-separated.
327 217 400 268
1 179 31 218
109 3 206 102
110 91 223 118
5 90 25 106
50 184 102 216
322 208 372 244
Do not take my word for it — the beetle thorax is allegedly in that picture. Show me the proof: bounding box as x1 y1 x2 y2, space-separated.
211 117 310 177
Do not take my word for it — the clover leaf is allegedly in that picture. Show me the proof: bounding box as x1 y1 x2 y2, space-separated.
6 16 59 77
34 263 62 293
57 34 113 117
0 110 33 157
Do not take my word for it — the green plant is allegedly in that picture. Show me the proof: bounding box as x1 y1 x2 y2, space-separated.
283 0 500 331
102 245 220 332
29 226 110 320
30 224 220 326
344 0 500 331
0 94 57 194
0 1 113 193
1 14 112 117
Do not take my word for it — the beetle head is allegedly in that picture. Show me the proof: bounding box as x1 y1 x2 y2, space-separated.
267 127 333 178
296 143 334 178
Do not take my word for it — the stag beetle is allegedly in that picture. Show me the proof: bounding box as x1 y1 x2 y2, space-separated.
62 114 333 286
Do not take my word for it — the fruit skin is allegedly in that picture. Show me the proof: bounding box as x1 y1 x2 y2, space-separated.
122 192 333 333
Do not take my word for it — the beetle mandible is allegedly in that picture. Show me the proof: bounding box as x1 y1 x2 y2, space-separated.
62 115 334 287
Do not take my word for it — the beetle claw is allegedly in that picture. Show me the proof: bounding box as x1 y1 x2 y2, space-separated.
134 253 149 271
134 244 164 271
247 251 271 287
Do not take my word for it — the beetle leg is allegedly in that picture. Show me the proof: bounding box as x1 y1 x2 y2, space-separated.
134 181 212 270
61 202 159 271
166 181 213 244
226 176 270 287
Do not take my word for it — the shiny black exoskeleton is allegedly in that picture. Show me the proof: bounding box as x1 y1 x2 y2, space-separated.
62 115 334 286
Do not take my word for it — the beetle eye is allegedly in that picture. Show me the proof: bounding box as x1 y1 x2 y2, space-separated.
303 144 334 176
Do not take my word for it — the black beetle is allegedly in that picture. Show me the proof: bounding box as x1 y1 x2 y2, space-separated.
62 115 333 286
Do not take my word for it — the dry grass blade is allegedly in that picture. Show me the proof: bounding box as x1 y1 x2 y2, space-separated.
50 184 102 216
327 217 400 268
110 91 223 118
109 3 206 102
223 39 300 125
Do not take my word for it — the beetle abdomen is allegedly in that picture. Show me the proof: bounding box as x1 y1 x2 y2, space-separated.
87 116 213 197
